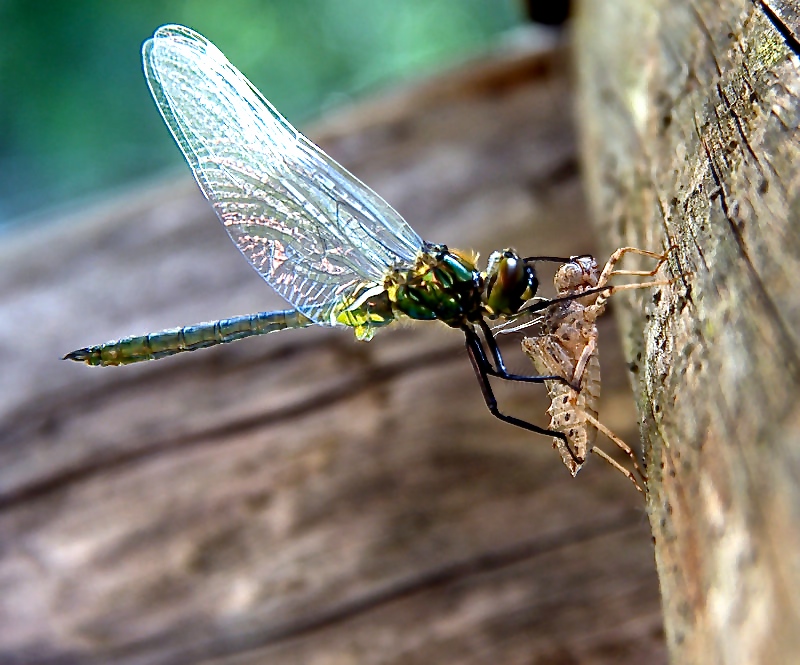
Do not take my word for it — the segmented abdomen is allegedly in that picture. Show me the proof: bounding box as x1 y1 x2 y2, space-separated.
522 310 601 476
64 309 313 366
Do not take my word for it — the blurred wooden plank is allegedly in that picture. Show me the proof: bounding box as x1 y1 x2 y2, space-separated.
0 32 664 664
575 0 800 662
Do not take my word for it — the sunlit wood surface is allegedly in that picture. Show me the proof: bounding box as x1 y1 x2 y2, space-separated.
0 33 665 664
576 1 800 662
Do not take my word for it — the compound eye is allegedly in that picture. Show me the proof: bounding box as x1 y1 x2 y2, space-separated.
499 255 522 285
486 253 537 315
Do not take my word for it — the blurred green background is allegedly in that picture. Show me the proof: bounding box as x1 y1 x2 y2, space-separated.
0 0 524 229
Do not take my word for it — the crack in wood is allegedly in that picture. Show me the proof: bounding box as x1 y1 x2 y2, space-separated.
696 119 800 380
0 345 463 512
759 0 800 54
2 337 326 445
715 82 766 177
577 0 800 660
690 2 726 78
103 511 646 665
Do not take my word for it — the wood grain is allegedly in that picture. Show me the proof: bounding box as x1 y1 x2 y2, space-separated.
0 33 664 664
575 0 800 662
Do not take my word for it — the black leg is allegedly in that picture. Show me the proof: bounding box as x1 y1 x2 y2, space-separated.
523 254 593 263
518 285 613 317
463 327 584 466
519 254 612 317
475 319 575 387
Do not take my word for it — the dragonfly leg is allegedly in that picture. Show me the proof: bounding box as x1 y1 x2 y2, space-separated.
476 320 579 391
518 247 676 319
464 327 584 466
518 285 613 318
522 254 593 263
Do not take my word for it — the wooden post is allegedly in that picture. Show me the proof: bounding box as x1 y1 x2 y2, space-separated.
575 1 800 662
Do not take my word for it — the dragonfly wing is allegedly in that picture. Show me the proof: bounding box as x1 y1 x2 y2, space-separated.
142 24 424 325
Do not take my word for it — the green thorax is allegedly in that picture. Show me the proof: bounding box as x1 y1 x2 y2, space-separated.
389 244 483 325
335 243 484 340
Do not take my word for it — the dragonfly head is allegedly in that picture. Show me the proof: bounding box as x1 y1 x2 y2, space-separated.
484 249 538 317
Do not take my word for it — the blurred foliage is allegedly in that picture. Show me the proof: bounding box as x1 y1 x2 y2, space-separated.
0 0 522 227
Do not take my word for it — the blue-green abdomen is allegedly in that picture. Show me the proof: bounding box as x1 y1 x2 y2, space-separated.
64 310 313 366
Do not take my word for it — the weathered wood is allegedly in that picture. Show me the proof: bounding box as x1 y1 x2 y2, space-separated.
575 1 800 663
0 34 665 663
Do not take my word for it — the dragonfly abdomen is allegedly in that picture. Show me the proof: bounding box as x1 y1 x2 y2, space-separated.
64 310 313 366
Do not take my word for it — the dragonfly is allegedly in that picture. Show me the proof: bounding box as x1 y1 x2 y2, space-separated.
64 24 604 449
522 248 673 491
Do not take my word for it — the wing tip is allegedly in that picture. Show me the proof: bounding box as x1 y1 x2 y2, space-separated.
145 24 207 50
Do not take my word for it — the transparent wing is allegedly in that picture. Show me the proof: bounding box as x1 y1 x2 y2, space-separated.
142 24 424 325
